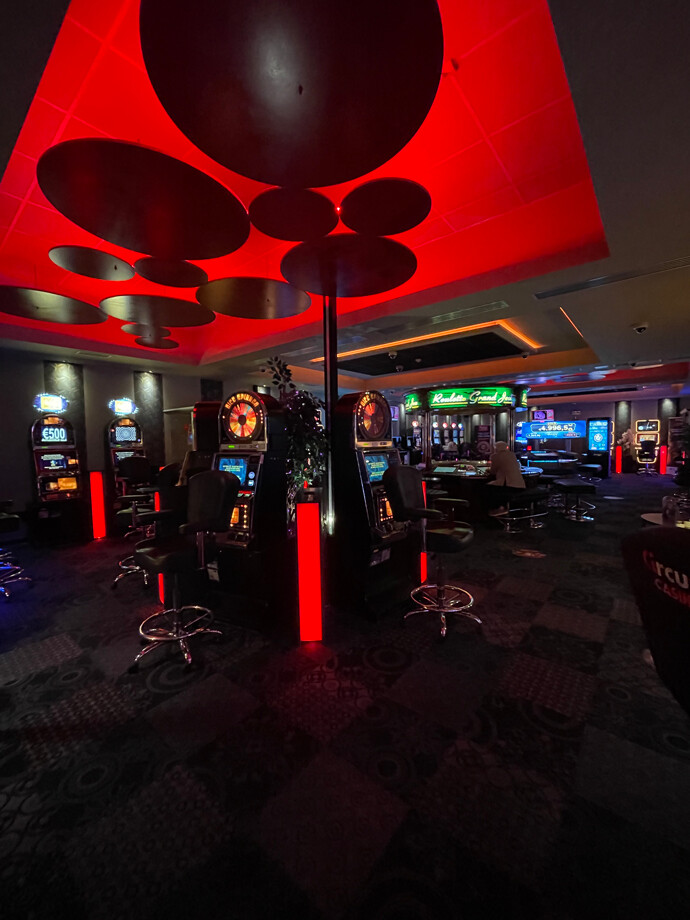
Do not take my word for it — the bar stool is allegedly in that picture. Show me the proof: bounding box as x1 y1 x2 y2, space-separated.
129 470 240 670
493 486 550 533
553 479 597 522
383 465 479 638
0 503 31 599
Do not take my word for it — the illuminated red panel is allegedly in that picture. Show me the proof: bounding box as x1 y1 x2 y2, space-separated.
659 444 667 475
0 0 608 365
421 481 428 583
158 574 165 605
296 500 323 642
615 445 622 474
89 470 106 539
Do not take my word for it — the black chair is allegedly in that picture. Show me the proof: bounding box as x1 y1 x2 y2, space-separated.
637 440 658 475
0 502 31 600
117 455 153 493
578 452 603 482
129 470 240 670
622 527 690 717
553 478 596 522
112 463 183 589
382 465 480 638
492 486 550 533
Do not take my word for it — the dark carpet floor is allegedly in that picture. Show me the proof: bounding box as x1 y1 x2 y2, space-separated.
2 473 690 920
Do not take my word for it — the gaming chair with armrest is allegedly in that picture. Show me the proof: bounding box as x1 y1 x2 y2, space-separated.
621 526 690 717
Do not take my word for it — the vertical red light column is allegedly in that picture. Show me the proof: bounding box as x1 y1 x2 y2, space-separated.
614 445 622 474
89 471 106 539
420 481 428 583
659 444 667 475
297 499 323 641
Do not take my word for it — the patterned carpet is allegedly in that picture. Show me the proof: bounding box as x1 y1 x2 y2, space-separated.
2 474 690 919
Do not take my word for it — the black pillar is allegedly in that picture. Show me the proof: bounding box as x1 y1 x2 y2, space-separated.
133 371 165 469
44 360 86 466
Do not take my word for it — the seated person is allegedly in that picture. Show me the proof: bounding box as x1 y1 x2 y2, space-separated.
486 441 525 515
442 439 459 458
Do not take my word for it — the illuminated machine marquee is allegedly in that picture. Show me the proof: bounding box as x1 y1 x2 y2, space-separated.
517 420 587 440
108 398 138 416
33 393 68 413
427 387 516 409
403 392 425 412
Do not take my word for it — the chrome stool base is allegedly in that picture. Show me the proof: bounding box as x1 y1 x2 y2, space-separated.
112 555 149 589
131 604 222 669
407 584 479 637
0 564 32 600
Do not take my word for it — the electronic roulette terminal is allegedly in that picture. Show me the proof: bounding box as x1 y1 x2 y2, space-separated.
331 390 420 618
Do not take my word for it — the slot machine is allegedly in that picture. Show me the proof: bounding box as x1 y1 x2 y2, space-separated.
331 390 420 618
107 415 145 473
586 417 613 476
31 415 81 501
212 391 294 635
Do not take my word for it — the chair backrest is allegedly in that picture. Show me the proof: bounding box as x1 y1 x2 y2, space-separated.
118 455 151 484
621 526 690 717
155 463 184 514
382 465 426 522
182 470 240 534
178 450 215 485
639 440 657 459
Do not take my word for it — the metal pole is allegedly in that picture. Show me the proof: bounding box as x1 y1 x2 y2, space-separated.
322 292 338 533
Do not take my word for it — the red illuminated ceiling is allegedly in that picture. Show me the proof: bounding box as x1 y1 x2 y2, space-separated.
0 0 608 365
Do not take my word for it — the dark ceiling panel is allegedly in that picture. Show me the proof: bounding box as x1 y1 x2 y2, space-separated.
337 331 523 375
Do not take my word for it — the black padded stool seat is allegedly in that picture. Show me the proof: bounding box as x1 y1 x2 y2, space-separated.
382 465 479 637
129 470 240 670
554 478 596 522
494 486 549 532
0 512 20 534
578 463 601 475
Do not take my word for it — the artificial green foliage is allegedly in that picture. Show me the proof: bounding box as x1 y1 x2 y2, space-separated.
266 356 328 515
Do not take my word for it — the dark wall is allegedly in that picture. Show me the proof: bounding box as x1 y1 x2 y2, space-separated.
134 371 165 469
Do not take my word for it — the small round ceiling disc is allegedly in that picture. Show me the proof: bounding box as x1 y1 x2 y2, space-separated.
134 336 179 349
49 245 135 281
249 188 338 240
197 277 311 319
280 234 416 297
134 257 208 287
121 323 171 337
38 138 250 260
139 0 443 188
0 287 106 324
340 178 431 235
101 293 214 327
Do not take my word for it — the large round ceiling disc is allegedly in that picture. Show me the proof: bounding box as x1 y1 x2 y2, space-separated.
197 277 311 319
38 138 250 260
134 257 208 288
0 287 106 324
249 188 338 241
280 234 417 297
340 178 432 236
121 323 171 337
139 0 443 188
134 336 179 349
49 245 135 281
101 294 214 327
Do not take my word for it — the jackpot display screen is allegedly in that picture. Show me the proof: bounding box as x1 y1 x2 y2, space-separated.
587 419 611 452
41 425 68 443
218 455 248 485
516 420 587 440
363 453 389 482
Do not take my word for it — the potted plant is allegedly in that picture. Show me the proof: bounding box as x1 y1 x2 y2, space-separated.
266 356 328 525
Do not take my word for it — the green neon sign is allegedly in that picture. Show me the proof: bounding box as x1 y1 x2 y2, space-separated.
427 387 516 409
404 392 424 412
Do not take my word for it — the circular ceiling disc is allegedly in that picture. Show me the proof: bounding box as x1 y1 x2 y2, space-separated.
49 245 135 281
121 323 171 337
197 277 311 319
0 287 106 324
101 294 214 327
139 0 443 188
38 138 250 260
134 336 180 349
280 235 417 297
134 257 208 287
340 178 432 235
249 188 338 241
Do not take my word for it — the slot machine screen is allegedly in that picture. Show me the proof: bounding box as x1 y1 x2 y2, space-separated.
637 420 660 432
39 453 68 472
114 450 135 465
57 477 78 492
434 466 457 474
363 453 389 482
41 425 68 443
217 455 248 485
115 426 137 442
587 419 611 452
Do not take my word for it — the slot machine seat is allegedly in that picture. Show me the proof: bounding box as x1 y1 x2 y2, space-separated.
553 479 597 522
382 465 480 638
112 464 183 589
0 503 31 599
637 440 659 475
129 470 240 670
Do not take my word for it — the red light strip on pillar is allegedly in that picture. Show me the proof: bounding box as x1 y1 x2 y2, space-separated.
297 500 322 641
614 445 622 474
659 444 667 475
420 481 428 583
89 471 106 539
158 574 165 604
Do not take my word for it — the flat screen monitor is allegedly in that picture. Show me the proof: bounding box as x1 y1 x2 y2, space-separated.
39 453 68 471
515 420 587 440
434 466 458 473
637 420 660 432
531 409 554 421
217 455 248 485
114 425 138 442
57 477 78 492
363 453 390 482
40 424 68 443
587 418 611 452
114 450 136 465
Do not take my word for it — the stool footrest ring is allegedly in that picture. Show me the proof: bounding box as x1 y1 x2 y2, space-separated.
139 605 214 642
